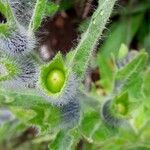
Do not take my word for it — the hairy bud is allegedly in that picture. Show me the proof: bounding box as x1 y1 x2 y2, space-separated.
101 100 127 128
60 97 80 129
2 55 39 90
0 25 36 56
10 0 36 27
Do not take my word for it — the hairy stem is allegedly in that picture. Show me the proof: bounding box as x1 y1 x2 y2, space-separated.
70 0 117 79
29 0 47 31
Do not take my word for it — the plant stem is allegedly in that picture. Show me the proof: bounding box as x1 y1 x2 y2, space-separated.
70 0 117 80
29 0 47 32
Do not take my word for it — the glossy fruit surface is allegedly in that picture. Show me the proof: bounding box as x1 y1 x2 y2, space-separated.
47 69 65 93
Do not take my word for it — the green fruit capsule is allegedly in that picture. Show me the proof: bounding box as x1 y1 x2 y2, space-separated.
115 103 126 115
47 69 65 93
39 53 67 96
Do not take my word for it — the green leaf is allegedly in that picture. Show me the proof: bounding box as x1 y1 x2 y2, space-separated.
144 32 150 54
79 109 115 144
10 107 36 122
29 0 47 31
0 121 26 143
45 2 59 16
49 131 73 150
0 0 7 17
99 14 144 59
126 14 144 45
0 0 16 34
0 24 10 35
143 68 150 98
120 1 150 15
77 18 91 33
99 21 128 58
124 74 143 99
0 88 62 133
0 0 15 21
70 0 117 79
116 51 148 80
140 120 150 143
59 1 72 10
117 44 129 60
96 19 134 93
65 50 75 66
69 128 81 149
131 104 150 132
97 53 116 93
116 51 148 98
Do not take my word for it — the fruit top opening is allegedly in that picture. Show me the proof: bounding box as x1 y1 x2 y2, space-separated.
115 103 128 116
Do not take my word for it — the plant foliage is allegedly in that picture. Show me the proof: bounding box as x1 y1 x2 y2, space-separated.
0 0 150 149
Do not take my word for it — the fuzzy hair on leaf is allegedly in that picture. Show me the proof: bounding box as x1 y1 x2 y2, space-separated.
59 96 81 129
10 0 36 27
2 55 39 90
117 51 139 69
0 25 36 56
101 100 127 128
